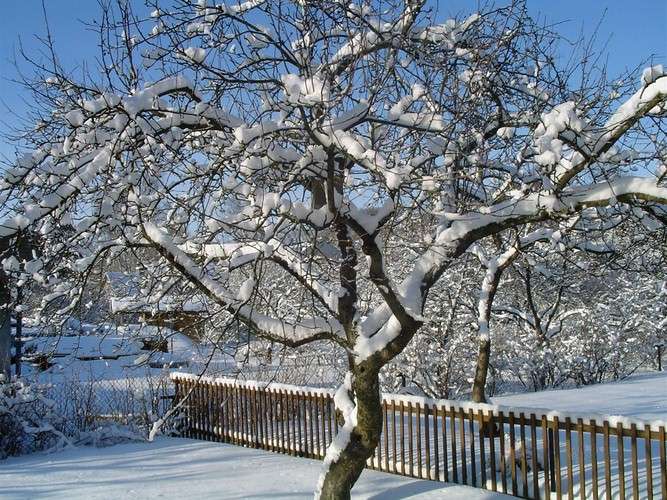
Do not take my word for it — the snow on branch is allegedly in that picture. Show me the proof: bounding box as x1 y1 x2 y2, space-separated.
356 176 667 361
191 240 339 315
142 222 344 346
554 74 667 189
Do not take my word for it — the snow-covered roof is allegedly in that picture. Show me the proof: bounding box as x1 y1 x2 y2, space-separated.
106 271 142 297
110 296 208 314
106 272 208 314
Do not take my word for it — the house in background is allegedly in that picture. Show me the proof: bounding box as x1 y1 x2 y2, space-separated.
106 272 208 342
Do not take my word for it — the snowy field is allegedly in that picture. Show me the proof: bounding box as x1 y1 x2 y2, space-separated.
493 371 667 421
0 438 510 500
22 325 229 384
9 329 667 499
22 325 343 387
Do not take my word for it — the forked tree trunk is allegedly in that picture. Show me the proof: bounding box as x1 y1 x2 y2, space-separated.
317 365 383 500
471 248 518 404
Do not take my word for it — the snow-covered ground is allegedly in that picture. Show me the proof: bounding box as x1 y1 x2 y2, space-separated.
21 325 342 388
493 371 667 421
0 438 509 499
8 327 666 499
22 325 224 384
3 369 665 498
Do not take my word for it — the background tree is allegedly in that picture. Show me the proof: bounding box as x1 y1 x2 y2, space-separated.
0 233 38 381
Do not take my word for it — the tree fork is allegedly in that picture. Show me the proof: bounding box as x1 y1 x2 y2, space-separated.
317 362 383 500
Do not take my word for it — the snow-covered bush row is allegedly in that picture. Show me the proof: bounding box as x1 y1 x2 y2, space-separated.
0 370 176 459
0 378 70 458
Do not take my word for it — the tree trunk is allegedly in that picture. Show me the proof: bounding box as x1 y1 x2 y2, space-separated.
471 336 490 403
310 179 327 210
0 309 11 382
471 248 517 404
317 366 383 500
0 275 10 382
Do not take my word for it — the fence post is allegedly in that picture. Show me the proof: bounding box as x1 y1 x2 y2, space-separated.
603 420 613 500
424 404 431 480
565 417 574 499
433 405 440 482
617 422 626 500
400 400 405 474
508 411 517 496
450 405 458 483
415 402 422 478
172 378 180 434
553 416 562 498
459 407 467 485
576 418 585 500
658 426 666 500
383 400 390 472
644 424 653 499
630 423 638 500
442 405 449 482
408 402 414 477
319 393 326 456
477 409 486 489
393 402 399 474
548 426 556 493
518 413 528 496
308 392 315 459
489 410 497 492
590 419 599 500
529 414 539 499
498 410 507 494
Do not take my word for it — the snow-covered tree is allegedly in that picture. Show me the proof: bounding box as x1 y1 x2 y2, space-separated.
2 1 667 497
488 223 665 393
0 233 37 381
565 267 666 385
381 256 479 399
467 218 615 401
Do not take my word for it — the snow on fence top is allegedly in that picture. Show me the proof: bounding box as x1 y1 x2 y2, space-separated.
170 372 667 432
171 371 335 398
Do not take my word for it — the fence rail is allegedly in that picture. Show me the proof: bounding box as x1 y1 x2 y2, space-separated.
171 373 667 499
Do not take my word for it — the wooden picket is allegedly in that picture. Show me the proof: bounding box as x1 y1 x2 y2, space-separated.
171 373 667 499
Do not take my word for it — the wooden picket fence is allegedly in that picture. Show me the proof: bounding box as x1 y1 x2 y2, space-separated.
171 373 667 499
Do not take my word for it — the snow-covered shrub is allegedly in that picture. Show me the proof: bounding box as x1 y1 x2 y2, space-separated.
45 374 173 440
75 422 145 448
0 371 175 459
0 379 70 458
382 327 477 398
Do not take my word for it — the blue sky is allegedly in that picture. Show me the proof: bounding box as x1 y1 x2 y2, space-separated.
0 0 665 158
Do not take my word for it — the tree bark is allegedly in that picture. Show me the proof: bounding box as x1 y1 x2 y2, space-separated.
317 364 383 500
470 247 518 404
0 310 10 383
0 266 11 382
472 336 499 437
310 179 327 210
471 336 491 403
